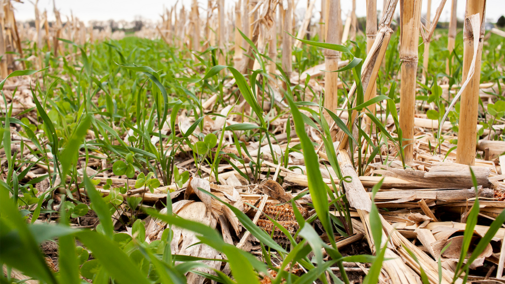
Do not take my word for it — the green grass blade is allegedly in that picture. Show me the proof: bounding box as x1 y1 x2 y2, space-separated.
83 173 114 239
58 197 80 284
228 67 265 126
0 187 58 284
76 230 151 284
60 114 93 179
453 167 480 280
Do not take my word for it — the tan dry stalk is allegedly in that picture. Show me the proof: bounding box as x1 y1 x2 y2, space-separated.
338 150 422 284
320 0 325 42
456 1 486 165
420 0 448 44
251 0 277 71
79 21 86 45
6 0 24 69
191 0 200 52
498 231 505 278
418 0 448 76
341 11 352 43
383 0 388 21
324 0 341 45
294 0 316 49
210 17 216 49
156 26 170 45
249 0 258 40
241 20 260 75
267 1 278 75
365 0 377 118
281 0 293 90
43 10 51 50
491 28 505 37
242 0 250 45
324 0 329 39
340 149 459 283
350 0 356 41
323 0 341 123
422 0 431 79
227 10 233 44
169 7 174 44
252 25 266 71
233 0 243 69
205 0 212 49
32 0 43 49
399 0 423 165
179 6 187 50
240 0 251 68
218 0 226 65
0 4 8 79
335 0 398 151
238 14 260 75
291 0 296 38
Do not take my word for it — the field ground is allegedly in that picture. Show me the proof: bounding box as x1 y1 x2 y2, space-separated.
1 5 505 284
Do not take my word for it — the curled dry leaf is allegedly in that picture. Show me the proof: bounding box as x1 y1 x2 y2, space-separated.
259 179 292 203
170 202 222 284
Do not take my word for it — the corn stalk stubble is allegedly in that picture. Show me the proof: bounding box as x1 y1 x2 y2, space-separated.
399 0 423 165
335 0 399 151
456 0 487 166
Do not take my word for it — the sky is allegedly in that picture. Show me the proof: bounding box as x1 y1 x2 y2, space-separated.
12 0 505 24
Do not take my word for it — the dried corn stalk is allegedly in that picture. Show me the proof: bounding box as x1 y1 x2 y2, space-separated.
335 0 399 150
398 0 423 165
455 1 486 166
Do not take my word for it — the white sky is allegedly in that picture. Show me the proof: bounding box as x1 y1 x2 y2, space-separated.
12 0 504 23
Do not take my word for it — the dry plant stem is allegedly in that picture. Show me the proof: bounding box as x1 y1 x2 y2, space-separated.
335 0 342 42
456 1 486 166
491 28 505 37
205 0 212 48
381 215 456 284
383 0 388 24
294 0 316 49
218 0 226 65
320 0 325 42
324 0 329 39
323 0 341 123
156 26 170 45
249 0 258 41
339 151 419 284
238 0 259 74
8 2 25 69
448 0 457 74
234 0 243 69
43 11 51 50
32 0 43 49
340 151 458 283
399 0 422 165
281 0 293 90
365 0 378 127
334 0 397 150
246 21 260 72
242 0 250 49
439 15 486 143
422 0 431 79
341 12 352 43
191 0 200 52
267 13 277 75
417 199 438 222
420 0 447 44
237 195 269 249
497 231 505 278
350 0 356 41
0 13 8 79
